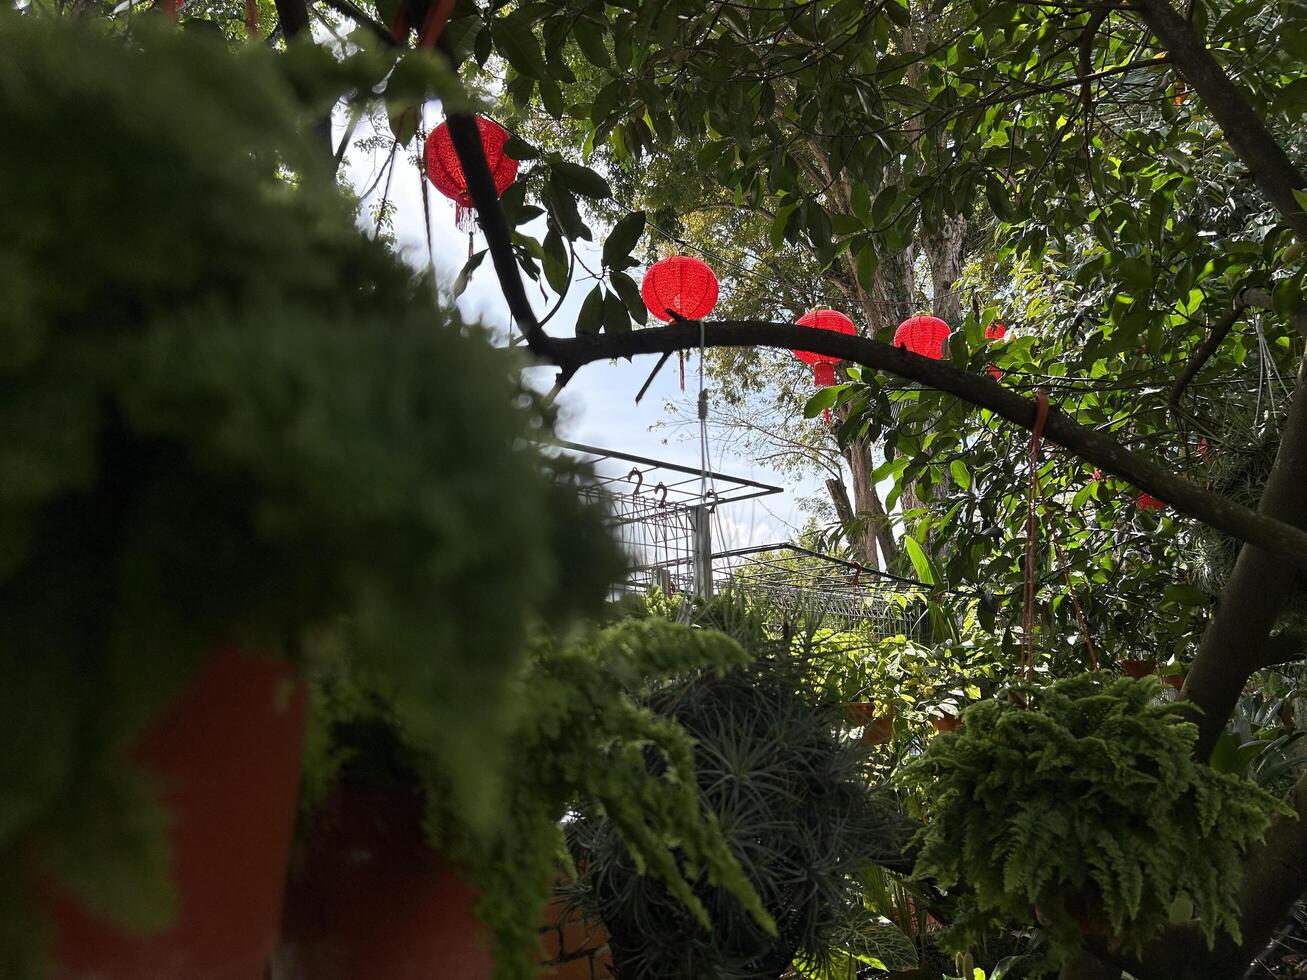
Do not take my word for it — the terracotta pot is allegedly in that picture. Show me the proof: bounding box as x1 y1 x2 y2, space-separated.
1163 673 1186 691
277 785 493 980
538 889 611 979
1119 659 1154 679
47 646 307 980
930 713 960 733
860 713 895 745
841 701 878 725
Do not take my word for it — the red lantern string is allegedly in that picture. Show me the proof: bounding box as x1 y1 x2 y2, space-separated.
794 309 855 425
423 117 519 234
893 314 951 360
1022 390 1050 681
641 257 719 392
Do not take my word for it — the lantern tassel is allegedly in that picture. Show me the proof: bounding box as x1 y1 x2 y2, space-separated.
823 408 832 426
678 351 685 392
813 362 836 387
455 204 477 234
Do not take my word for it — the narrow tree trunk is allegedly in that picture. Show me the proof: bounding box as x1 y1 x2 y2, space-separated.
922 212 967 324
846 437 896 571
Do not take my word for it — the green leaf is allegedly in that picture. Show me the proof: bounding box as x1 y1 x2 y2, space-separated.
903 536 936 585
538 76 565 118
502 135 540 160
950 459 971 491
545 176 591 241
1119 257 1152 291
856 245 877 292
1273 278 1302 316
453 248 487 298
386 101 419 145
552 160 612 199
573 17 611 67
603 290 632 334
610 270 648 325
492 15 548 80
804 385 840 418
603 211 646 267
577 284 605 335
542 228 569 294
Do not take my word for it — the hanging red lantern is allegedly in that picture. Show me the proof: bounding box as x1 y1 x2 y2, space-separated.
641 256 719 391
423 117 519 232
1137 492 1167 511
893 314 951 360
984 320 1007 379
640 256 719 322
793 309 856 388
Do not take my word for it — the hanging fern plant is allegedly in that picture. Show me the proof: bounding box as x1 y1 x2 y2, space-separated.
899 673 1292 965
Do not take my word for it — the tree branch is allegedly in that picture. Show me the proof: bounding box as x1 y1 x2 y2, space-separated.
445 113 552 356
1184 349 1307 761
1170 302 1246 417
544 322 1307 571
1132 0 1307 241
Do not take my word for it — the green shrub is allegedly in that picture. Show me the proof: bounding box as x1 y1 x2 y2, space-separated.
0 16 618 973
900 674 1292 964
570 655 910 980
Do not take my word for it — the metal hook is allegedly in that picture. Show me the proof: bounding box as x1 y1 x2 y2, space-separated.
628 468 643 495
851 562 862 587
654 482 668 508
704 489 719 514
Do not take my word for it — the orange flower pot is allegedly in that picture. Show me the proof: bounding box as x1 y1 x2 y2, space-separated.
1119 659 1154 679
276 785 493 980
46 646 307 980
930 713 960 734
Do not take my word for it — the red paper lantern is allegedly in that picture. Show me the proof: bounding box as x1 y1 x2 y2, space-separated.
893 314 951 360
424 117 519 232
641 256 719 322
984 321 1007 378
1137 492 1167 511
794 309 856 387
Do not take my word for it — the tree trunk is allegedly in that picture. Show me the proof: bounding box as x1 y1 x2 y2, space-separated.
844 437 896 571
825 476 874 568
922 212 967 324
1058 953 1121 980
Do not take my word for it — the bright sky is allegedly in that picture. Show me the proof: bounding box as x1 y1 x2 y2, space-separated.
338 108 825 550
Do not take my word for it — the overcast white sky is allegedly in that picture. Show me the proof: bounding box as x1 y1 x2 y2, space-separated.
338 108 824 549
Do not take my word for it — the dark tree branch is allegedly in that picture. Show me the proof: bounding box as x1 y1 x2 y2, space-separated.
1238 287 1307 340
1184 350 1307 761
1256 627 1307 670
1132 772 1307 979
319 0 396 45
1170 302 1247 416
1132 0 1307 241
544 322 1307 571
445 113 551 355
273 0 332 159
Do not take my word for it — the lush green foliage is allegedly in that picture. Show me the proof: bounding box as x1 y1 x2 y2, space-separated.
0 19 618 974
570 643 913 980
901 674 1291 964
306 616 770 980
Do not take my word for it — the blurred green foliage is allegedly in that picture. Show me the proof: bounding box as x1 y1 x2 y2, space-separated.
0 16 619 974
